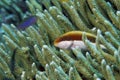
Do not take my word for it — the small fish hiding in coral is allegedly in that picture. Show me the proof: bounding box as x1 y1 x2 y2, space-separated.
17 16 37 30
54 31 99 50
9 48 18 74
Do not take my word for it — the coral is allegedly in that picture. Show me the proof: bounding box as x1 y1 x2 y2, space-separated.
0 0 120 80
0 0 28 25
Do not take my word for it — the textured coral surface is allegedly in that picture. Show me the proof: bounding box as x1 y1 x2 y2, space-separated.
0 0 120 80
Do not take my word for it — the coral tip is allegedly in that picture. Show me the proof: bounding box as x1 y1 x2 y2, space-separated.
54 31 96 49
60 0 69 2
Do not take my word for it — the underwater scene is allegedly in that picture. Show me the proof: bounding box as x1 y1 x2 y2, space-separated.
0 0 120 80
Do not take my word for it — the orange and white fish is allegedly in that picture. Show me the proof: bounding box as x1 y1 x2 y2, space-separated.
54 31 105 50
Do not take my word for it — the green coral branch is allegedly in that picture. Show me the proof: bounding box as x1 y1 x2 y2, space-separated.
0 0 120 80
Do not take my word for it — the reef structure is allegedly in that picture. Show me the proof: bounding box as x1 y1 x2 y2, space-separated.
0 0 120 80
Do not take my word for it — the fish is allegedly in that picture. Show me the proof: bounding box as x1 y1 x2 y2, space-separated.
9 48 18 74
54 31 97 50
17 16 37 30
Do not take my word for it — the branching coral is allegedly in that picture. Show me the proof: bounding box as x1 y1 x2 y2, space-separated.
0 0 120 80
